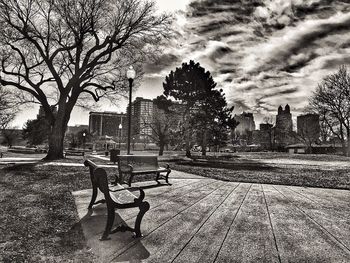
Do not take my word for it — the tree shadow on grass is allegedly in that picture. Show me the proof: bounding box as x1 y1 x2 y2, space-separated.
2 162 39 172
176 157 277 171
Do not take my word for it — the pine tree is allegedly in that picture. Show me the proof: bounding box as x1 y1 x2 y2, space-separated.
163 60 237 156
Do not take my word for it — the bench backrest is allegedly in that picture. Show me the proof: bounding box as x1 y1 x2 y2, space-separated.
118 155 159 172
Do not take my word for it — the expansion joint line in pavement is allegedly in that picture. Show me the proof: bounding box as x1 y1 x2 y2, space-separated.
96 180 219 238
284 186 318 204
110 181 230 262
170 183 242 263
262 185 282 263
271 185 350 255
212 183 253 263
115 180 220 224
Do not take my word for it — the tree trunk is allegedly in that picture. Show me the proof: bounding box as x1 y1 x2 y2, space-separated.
341 141 347 156
185 132 191 157
159 141 164 156
347 132 350 157
44 108 69 160
45 128 65 160
201 129 207 156
184 118 191 158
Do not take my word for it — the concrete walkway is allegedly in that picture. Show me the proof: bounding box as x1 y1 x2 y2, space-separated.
73 170 350 263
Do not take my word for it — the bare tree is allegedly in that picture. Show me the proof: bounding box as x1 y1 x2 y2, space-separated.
0 86 18 129
0 0 171 159
140 110 169 156
1 129 18 147
318 108 333 143
139 96 181 156
309 66 350 156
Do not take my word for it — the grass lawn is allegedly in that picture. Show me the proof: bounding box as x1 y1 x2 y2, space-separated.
159 152 350 190
163 161 350 190
0 163 96 262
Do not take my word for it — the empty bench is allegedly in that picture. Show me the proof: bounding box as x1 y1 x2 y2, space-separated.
84 159 150 240
117 155 171 187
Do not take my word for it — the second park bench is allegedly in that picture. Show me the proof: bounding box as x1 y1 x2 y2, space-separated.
117 155 171 187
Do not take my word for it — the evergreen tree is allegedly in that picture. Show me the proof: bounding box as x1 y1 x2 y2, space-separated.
163 60 237 156
23 117 51 146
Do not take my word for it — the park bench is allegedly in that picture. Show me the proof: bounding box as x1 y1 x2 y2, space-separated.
84 159 150 240
117 155 171 187
64 150 85 158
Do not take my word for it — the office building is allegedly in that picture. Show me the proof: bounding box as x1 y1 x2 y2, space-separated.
89 111 127 138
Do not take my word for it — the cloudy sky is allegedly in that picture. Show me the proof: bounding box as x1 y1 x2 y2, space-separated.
143 0 350 124
13 0 350 127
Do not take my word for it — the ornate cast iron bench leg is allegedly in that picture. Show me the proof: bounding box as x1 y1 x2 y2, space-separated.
133 201 150 238
128 174 134 187
101 206 115 241
155 172 161 184
165 169 172 185
101 189 150 240
87 167 106 209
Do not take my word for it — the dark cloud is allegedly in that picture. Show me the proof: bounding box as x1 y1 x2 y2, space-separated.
144 53 180 74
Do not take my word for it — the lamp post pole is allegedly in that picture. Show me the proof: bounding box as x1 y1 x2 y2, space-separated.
126 66 136 155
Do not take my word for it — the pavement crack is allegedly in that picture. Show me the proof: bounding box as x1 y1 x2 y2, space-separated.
170 183 241 263
212 183 252 263
271 185 350 255
284 186 318 204
262 185 282 263
110 181 229 262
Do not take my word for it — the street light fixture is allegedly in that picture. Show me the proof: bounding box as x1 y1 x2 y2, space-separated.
126 66 136 155
118 123 122 149
82 132 86 151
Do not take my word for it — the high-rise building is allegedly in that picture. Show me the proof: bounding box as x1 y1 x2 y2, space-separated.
252 123 274 149
128 97 186 143
89 111 127 138
297 113 320 142
130 97 154 141
275 104 293 146
234 112 256 136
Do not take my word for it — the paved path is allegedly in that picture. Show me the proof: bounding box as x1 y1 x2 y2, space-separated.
73 171 350 263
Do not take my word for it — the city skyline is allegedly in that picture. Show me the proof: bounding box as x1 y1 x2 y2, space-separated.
10 0 350 128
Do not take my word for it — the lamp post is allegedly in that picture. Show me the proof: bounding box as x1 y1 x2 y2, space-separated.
118 123 122 149
126 66 136 155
